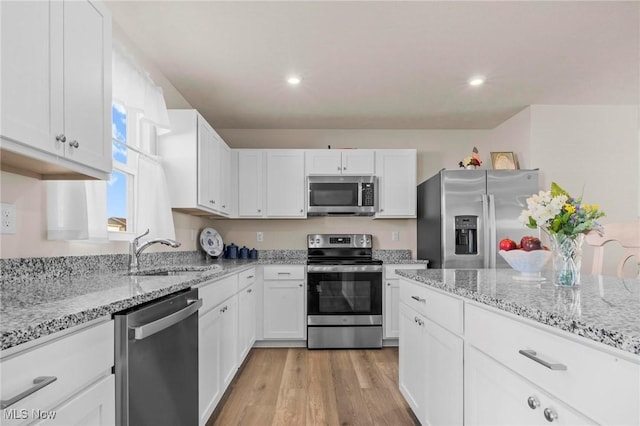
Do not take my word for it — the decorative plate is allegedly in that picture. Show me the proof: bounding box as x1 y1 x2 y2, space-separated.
200 228 224 257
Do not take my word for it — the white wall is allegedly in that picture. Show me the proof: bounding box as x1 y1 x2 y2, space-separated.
490 108 532 169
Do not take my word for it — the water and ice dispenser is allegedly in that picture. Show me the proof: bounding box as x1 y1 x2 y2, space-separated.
455 215 478 255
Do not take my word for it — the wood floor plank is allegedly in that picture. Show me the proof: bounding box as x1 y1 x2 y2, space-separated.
208 347 416 426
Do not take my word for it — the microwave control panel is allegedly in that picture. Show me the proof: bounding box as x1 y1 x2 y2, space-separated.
361 183 375 206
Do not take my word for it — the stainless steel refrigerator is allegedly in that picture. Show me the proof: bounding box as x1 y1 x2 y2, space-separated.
417 169 539 268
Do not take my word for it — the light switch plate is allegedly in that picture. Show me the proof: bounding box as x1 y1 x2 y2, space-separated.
392 231 399 241
257 232 264 242
1 203 16 234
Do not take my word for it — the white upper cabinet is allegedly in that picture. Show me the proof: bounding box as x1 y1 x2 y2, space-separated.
375 149 417 218
237 150 265 218
159 109 232 216
0 0 111 180
266 150 306 218
306 150 375 175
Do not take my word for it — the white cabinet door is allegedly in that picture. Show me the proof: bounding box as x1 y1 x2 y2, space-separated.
423 317 463 426
238 150 265 217
220 295 238 390
384 279 400 339
217 141 231 215
375 150 417 218
305 150 375 175
35 375 115 426
341 150 375 175
305 150 342 175
238 283 257 363
263 280 305 339
199 305 223 425
61 0 111 172
0 0 111 178
266 150 306 217
399 303 428 423
197 118 214 210
465 345 595 426
1 1 60 156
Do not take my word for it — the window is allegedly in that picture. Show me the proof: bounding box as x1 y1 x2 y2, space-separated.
108 103 136 237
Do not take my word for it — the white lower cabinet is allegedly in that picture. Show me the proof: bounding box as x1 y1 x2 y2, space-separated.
220 295 238 390
33 375 115 426
0 320 114 426
238 283 257 363
384 264 427 339
263 265 306 340
399 302 463 426
465 345 593 425
199 301 223 426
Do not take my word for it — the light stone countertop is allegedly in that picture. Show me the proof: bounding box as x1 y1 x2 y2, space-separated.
396 268 640 355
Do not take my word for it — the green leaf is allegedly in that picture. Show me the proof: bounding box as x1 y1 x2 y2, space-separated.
551 182 570 198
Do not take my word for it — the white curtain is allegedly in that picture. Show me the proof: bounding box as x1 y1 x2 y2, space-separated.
112 42 171 133
136 155 176 241
46 181 108 241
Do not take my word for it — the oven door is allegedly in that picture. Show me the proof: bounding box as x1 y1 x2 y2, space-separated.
307 264 382 326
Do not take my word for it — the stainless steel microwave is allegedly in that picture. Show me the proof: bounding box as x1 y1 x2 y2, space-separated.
307 176 377 216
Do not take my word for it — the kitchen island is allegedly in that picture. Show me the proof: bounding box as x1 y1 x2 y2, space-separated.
397 268 639 425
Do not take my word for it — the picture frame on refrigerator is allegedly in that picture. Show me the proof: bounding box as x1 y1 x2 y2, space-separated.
490 152 519 170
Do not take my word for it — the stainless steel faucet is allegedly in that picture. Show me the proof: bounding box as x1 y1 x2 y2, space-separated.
129 229 181 273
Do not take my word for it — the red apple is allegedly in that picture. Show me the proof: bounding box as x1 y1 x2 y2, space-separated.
499 238 517 251
520 236 542 251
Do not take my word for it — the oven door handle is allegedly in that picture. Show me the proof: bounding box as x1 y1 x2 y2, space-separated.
307 264 383 273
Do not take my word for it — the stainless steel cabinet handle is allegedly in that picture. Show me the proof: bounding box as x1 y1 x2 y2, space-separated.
246 275 254 279
300 209 303 213
222 205 226 208
518 349 567 371
337 166 341 171
69 140 79 148
257 209 261 213
55 134 66 142
278 272 291 275
299 284 303 287
247 289 253 293
527 396 540 410
543 407 558 422
343 167 346 170
132 298 203 340
411 295 426 303
0 376 57 409
387 282 391 286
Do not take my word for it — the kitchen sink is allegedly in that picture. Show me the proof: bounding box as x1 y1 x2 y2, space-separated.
130 265 222 277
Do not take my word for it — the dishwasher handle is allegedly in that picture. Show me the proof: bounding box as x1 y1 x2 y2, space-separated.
132 298 202 340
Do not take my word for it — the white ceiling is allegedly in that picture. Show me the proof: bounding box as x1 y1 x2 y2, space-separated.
106 1 639 130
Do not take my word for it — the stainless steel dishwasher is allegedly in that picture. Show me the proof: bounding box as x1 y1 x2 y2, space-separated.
115 288 202 426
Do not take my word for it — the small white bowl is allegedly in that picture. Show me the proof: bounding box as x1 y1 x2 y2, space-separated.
499 249 552 281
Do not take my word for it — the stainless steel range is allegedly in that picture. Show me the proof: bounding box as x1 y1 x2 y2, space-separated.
307 234 383 349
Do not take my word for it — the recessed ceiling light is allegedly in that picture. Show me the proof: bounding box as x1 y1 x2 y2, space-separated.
468 76 485 87
287 75 301 85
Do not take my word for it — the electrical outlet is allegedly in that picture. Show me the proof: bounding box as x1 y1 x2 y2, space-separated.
1 203 16 234
191 229 196 241
257 232 264 242
392 231 399 241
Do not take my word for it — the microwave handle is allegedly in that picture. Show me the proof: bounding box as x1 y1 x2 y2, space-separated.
358 182 362 207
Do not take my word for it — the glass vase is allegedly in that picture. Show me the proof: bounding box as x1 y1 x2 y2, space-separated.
549 233 585 286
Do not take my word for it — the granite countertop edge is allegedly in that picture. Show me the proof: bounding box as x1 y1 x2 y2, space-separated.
395 270 640 356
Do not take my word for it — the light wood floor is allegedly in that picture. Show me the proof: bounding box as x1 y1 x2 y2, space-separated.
207 347 419 426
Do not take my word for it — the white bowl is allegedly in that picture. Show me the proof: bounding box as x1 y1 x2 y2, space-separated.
499 249 552 274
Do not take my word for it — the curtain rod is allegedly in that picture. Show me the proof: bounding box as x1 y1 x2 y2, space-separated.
112 139 160 163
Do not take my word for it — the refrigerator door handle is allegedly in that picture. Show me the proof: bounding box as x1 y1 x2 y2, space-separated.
488 193 497 268
482 194 490 268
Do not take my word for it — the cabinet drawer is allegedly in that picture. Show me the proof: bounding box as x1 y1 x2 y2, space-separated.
399 278 463 335
263 265 305 280
238 268 256 290
385 264 426 280
198 274 239 314
0 321 113 422
465 304 640 425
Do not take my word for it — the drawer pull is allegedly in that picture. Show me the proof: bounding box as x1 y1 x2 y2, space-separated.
247 289 253 293
278 272 291 275
411 295 426 303
246 275 254 279
519 349 567 371
0 376 57 409
527 396 540 410
543 407 558 422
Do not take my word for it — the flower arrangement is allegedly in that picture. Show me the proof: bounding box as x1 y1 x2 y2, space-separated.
519 182 605 236
459 147 482 168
